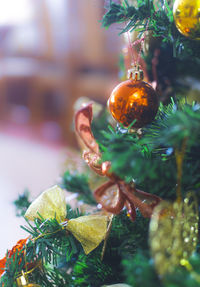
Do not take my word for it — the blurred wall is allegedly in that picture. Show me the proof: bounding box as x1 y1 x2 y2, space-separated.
0 0 121 145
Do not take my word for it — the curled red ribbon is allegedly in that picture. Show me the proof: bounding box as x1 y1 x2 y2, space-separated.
75 103 161 221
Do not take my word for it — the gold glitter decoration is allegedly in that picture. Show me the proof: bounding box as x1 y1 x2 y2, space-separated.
25 185 66 222
66 214 109 254
149 192 199 276
173 0 200 40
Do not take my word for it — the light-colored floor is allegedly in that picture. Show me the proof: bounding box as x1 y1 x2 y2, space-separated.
0 133 65 258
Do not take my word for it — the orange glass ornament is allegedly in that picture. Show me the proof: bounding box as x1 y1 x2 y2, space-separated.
108 66 159 128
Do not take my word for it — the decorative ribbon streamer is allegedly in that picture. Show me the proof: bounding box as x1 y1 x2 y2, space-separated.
75 104 161 221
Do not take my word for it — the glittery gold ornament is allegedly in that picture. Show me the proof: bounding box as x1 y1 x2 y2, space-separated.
173 0 200 40
149 192 199 276
25 185 66 222
108 65 158 128
66 214 109 254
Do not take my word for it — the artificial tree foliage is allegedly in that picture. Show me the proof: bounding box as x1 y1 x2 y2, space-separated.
1 1 200 286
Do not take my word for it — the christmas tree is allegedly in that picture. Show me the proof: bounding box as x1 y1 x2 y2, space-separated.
1 0 200 286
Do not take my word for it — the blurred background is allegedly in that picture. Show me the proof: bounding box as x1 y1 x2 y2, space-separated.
0 0 121 256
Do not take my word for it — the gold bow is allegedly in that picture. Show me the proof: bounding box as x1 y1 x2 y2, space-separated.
66 214 109 254
25 185 67 222
25 185 109 254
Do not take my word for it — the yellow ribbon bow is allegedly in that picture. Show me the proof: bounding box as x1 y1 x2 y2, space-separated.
25 185 67 222
66 214 109 254
25 185 109 255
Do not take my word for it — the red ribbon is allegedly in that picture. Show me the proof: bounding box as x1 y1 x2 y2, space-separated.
75 103 161 221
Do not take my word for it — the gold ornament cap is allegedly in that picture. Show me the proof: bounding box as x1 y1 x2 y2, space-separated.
16 274 28 286
16 274 40 287
127 64 144 81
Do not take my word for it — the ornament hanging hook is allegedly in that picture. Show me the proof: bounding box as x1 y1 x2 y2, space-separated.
127 64 144 80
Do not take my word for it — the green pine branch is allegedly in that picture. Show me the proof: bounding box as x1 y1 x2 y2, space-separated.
102 0 200 58
13 190 31 217
98 102 200 198
61 171 96 205
1 208 82 287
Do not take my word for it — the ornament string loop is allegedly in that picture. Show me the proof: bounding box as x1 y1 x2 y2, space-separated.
175 137 187 202
124 6 150 68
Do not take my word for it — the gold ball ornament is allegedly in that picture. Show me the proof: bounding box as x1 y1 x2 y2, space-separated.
173 0 200 40
108 66 158 128
149 192 199 276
